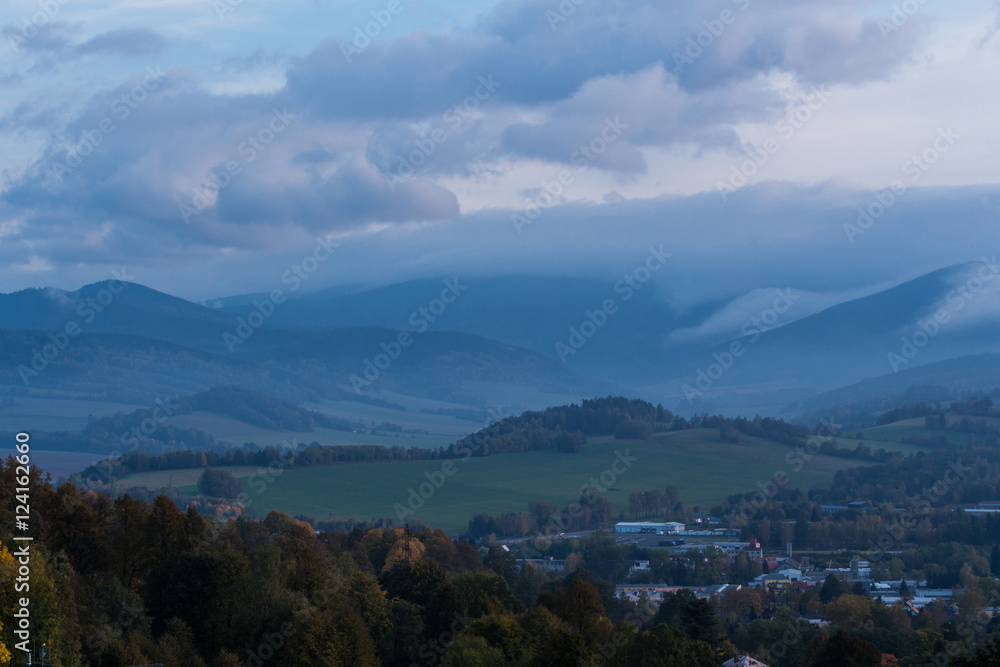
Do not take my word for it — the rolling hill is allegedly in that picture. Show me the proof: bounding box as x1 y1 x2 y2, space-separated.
3 261 1000 420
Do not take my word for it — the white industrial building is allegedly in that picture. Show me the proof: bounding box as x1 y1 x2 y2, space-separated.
615 521 685 535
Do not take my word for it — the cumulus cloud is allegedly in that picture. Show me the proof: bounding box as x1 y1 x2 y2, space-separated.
666 283 898 345
281 0 921 123
499 64 781 173
0 23 168 62
0 0 986 301
75 28 168 57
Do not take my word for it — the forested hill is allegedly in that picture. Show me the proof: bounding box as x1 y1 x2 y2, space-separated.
177 385 353 431
11 386 356 455
81 395 814 478
442 396 810 458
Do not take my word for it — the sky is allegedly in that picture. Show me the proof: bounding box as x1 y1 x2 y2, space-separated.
0 0 998 303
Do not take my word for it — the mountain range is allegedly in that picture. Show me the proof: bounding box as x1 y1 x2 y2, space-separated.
1 260 998 417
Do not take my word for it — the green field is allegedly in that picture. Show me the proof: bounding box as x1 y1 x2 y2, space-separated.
166 410 469 451
826 416 972 448
161 383 575 450
945 413 1000 428
120 465 264 490
122 428 881 534
807 434 934 454
373 381 582 417
0 397 144 432
0 449 109 478
0 384 583 455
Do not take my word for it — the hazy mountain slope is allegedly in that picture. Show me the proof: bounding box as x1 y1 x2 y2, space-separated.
800 353 1000 412
670 263 1000 393
216 275 725 384
239 326 614 402
0 328 324 405
4 262 998 414
0 281 234 353
0 278 684 385
0 324 609 409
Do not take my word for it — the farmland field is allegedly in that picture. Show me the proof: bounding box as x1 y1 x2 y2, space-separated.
0 397 144 432
0 449 109 478
161 384 563 450
806 434 934 454
120 465 264 490
126 428 884 534
166 410 466 450
841 417 971 447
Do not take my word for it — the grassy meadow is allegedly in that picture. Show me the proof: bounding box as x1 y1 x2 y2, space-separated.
122 428 884 534
0 396 143 432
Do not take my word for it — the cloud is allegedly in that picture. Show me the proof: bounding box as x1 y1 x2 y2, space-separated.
1 20 74 56
933 260 1000 328
222 48 285 73
0 23 167 63
666 283 898 345
75 28 168 57
1 69 459 261
282 0 921 122
977 1 1000 48
499 64 779 173
0 0 979 300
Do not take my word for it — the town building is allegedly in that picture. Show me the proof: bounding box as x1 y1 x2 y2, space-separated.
722 655 771 667
615 583 738 602
516 557 566 573
615 521 685 535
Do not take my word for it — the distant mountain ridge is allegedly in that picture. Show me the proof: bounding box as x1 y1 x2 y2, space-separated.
0 323 608 411
656 262 1000 408
801 353 1000 412
2 261 999 416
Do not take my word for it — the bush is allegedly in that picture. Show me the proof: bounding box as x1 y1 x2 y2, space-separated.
197 468 243 499
615 420 654 440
